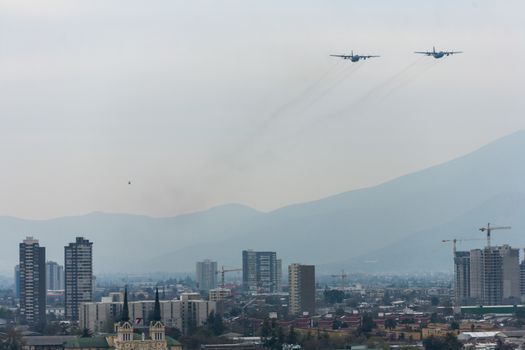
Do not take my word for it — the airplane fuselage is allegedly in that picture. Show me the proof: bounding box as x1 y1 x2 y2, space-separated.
432 52 445 58
343 56 360 62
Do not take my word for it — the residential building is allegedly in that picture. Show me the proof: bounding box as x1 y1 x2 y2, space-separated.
276 259 282 292
520 251 525 301
242 250 279 293
469 245 520 305
80 293 216 335
46 261 65 291
65 237 93 321
454 251 470 306
288 263 315 315
196 260 218 291
209 288 232 302
19 237 46 326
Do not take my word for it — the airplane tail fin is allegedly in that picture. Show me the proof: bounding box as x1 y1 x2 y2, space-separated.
433 46 435 53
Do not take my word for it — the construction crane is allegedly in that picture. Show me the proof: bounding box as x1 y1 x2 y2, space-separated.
442 238 483 254
331 270 348 289
479 223 511 248
216 266 242 288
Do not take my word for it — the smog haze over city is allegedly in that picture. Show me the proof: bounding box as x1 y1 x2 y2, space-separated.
3 3 525 349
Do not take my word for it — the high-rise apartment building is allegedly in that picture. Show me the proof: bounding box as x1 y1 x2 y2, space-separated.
242 250 279 293
276 259 282 292
468 245 520 305
65 237 93 320
520 250 525 301
288 264 315 315
454 251 470 306
46 261 64 291
19 237 46 326
196 260 218 291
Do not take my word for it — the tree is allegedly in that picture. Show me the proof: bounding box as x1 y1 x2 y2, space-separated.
277 327 284 347
360 313 376 334
81 328 93 338
324 289 345 304
165 327 181 340
211 313 224 336
495 338 516 350
385 318 397 330
0 327 24 350
261 319 271 338
287 326 298 345
423 333 462 350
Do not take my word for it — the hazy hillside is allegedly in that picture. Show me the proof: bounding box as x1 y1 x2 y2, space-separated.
2 131 525 276
321 192 525 274
0 203 261 274
143 131 525 272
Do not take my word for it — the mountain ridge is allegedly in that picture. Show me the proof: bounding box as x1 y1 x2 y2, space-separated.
1 131 524 276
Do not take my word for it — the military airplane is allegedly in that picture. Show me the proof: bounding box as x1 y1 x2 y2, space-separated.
330 51 380 62
415 46 462 59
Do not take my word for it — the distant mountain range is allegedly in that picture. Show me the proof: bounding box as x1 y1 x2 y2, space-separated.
2 131 525 277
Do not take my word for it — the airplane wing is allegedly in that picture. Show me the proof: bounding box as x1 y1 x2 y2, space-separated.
362 55 380 58
445 51 463 55
330 54 350 58
414 51 432 55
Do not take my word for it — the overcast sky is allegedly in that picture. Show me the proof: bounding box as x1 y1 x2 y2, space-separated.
1 0 524 219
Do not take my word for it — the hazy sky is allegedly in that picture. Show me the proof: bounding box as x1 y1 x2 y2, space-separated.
1 0 524 219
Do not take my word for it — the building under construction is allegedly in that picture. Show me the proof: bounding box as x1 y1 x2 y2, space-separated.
454 245 521 306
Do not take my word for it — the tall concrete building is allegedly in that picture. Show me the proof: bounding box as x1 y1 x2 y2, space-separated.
242 250 279 293
520 250 525 302
65 237 93 321
454 251 471 306
196 260 218 291
19 237 46 326
46 261 64 291
276 259 282 292
288 264 315 315
469 245 520 305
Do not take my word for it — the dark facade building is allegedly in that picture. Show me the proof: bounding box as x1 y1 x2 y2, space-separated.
65 237 93 320
242 250 280 293
520 250 525 300
19 237 46 326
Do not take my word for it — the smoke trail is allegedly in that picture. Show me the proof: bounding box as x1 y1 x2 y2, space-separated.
314 56 427 123
343 57 426 111
294 62 365 113
378 60 441 101
259 60 346 129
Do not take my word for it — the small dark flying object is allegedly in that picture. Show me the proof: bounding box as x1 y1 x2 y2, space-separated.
128 181 131 185
415 46 462 59
330 50 380 62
